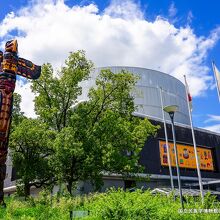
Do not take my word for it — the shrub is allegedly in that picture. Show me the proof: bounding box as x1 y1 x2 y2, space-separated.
0 189 220 219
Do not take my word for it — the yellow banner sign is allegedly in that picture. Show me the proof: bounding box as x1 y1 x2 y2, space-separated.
159 140 214 171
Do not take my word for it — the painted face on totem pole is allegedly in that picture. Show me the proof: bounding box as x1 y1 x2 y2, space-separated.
5 40 18 53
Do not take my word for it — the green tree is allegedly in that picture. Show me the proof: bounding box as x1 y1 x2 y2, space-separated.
31 50 158 195
31 50 93 131
30 51 93 195
54 69 158 194
11 93 26 129
9 118 56 197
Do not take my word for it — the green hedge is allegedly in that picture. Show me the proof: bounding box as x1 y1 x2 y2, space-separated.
1 189 220 219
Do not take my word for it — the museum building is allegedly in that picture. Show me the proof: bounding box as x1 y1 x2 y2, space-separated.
4 67 220 194
79 67 220 193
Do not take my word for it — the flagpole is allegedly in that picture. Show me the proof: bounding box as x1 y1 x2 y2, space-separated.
184 75 204 204
159 87 174 190
212 61 220 103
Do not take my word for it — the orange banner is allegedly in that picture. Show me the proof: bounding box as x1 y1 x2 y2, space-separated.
159 140 214 171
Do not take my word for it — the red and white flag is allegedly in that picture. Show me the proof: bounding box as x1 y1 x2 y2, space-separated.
184 75 193 111
212 61 220 102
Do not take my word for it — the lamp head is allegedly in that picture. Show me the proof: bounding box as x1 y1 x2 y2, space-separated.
163 105 179 114
163 105 179 121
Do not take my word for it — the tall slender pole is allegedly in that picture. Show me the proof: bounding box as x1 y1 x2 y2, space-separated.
212 61 220 103
169 113 184 209
159 87 174 190
184 75 204 204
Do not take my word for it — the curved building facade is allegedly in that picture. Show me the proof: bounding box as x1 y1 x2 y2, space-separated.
80 66 190 125
4 66 220 195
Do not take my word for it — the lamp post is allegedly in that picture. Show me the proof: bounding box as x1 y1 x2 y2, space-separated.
163 105 184 209
159 87 174 191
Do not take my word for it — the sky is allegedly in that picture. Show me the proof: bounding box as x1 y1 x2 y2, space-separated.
0 0 220 132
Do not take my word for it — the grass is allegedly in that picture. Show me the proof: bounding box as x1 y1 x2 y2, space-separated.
1 188 220 219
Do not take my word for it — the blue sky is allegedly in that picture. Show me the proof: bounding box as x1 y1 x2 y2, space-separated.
0 0 220 131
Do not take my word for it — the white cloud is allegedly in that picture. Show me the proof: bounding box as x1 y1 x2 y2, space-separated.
0 0 220 117
202 114 220 133
202 124 220 133
14 79 37 118
168 2 177 18
104 0 144 20
187 11 193 25
204 114 220 123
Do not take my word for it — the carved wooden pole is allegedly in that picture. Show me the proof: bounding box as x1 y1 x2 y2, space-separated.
0 40 41 206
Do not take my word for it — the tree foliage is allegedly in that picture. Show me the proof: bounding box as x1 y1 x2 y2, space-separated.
10 51 158 196
11 93 26 130
9 118 56 197
53 69 158 193
31 51 93 131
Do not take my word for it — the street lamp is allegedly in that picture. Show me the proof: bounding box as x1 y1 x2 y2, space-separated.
163 105 184 209
159 88 174 191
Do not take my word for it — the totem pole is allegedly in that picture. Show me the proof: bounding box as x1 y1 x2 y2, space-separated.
0 40 41 206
